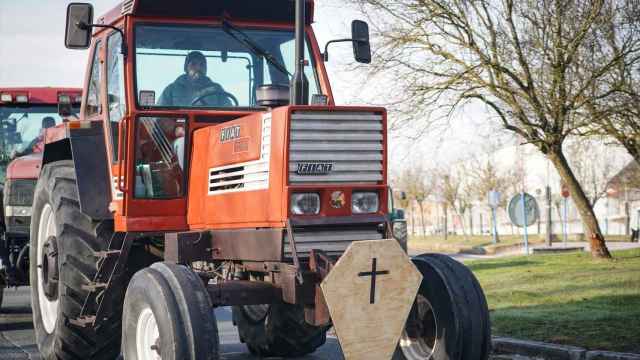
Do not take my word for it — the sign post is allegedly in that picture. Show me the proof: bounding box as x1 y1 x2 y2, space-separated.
561 183 570 247
508 193 540 255
520 192 529 254
488 191 501 244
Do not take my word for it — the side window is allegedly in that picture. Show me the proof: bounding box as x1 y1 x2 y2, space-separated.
86 41 102 117
107 32 126 162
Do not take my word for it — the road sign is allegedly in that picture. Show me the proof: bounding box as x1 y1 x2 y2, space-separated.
561 182 570 198
488 190 501 209
508 193 540 227
321 239 422 360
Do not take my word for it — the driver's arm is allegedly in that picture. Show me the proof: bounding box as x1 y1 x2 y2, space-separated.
157 84 175 106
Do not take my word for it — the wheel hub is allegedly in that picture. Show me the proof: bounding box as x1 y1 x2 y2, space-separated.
399 295 438 359
41 235 59 301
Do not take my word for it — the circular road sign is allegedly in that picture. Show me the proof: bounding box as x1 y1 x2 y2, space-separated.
561 182 570 198
508 193 540 228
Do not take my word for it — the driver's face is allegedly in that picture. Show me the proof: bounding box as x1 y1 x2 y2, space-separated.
186 60 206 81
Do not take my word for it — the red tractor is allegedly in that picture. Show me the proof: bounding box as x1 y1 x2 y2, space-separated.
30 1 490 359
0 87 80 306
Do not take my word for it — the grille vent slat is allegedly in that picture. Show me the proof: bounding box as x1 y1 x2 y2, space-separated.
289 111 384 184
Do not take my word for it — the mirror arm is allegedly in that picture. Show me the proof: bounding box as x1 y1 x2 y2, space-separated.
78 22 127 57
322 38 359 61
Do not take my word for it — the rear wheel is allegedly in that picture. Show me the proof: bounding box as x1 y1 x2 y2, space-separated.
233 303 329 357
30 160 122 360
394 253 491 360
122 263 219 360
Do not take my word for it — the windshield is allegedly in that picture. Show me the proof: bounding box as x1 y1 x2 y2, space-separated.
135 24 321 109
0 105 79 182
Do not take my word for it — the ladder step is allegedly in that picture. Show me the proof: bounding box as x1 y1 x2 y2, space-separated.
82 282 108 292
93 250 122 259
69 316 96 328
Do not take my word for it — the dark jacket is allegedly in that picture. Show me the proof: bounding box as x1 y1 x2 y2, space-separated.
157 74 232 107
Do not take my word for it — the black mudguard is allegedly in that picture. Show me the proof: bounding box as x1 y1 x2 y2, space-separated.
41 122 112 220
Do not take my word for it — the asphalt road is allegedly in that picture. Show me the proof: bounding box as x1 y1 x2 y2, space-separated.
0 287 344 360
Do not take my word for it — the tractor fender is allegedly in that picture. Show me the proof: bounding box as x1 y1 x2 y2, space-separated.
41 122 112 220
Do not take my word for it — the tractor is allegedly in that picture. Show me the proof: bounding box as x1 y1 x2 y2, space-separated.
0 87 80 307
30 1 491 359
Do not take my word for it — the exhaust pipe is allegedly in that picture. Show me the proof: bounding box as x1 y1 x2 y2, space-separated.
290 0 309 105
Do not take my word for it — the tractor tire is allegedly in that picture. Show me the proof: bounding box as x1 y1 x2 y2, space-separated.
394 253 491 360
122 263 219 360
232 303 329 357
30 160 122 360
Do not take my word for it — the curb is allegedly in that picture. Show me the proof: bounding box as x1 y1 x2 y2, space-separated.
492 337 640 360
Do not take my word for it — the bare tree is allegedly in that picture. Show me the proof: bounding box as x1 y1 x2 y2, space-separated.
438 165 473 239
349 0 640 257
565 138 629 207
396 167 435 237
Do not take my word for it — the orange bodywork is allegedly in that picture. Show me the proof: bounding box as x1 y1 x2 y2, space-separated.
187 106 388 231
58 1 388 234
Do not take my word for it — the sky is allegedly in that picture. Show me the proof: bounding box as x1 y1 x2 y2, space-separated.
0 0 509 176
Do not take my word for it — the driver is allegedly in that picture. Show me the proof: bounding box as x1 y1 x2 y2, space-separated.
157 51 232 107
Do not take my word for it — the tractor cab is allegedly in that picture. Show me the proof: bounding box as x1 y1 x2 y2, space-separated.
63 0 374 232
0 87 80 290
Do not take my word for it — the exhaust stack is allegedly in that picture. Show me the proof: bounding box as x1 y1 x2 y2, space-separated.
290 0 308 105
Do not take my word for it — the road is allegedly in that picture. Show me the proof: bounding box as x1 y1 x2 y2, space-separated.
0 287 344 359
0 287 536 359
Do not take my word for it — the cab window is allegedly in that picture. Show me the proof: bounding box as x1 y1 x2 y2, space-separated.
86 41 103 117
107 32 126 162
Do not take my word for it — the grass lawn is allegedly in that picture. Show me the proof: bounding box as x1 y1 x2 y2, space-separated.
410 234 528 248
410 234 633 250
468 249 640 353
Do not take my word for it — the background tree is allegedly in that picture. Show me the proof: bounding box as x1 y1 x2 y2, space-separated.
396 167 434 237
438 166 473 239
565 138 629 207
350 0 640 258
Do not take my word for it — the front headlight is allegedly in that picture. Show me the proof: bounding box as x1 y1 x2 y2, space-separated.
291 193 320 215
352 192 379 214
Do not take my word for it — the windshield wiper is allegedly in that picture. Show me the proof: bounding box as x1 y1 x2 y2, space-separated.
222 20 292 78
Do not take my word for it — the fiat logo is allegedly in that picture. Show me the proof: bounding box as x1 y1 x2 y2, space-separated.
330 191 346 209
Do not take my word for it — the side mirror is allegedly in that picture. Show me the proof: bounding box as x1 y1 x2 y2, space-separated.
351 20 371 64
65 3 94 49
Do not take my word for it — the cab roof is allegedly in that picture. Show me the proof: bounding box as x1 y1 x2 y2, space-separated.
99 0 314 26
0 87 81 105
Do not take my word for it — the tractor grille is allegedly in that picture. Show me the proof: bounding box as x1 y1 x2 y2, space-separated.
288 111 384 184
284 224 384 258
5 179 36 206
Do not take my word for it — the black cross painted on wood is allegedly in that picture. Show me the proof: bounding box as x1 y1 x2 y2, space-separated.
358 258 390 304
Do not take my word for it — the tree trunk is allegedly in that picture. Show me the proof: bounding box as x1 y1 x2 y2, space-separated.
443 204 448 241
547 148 611 258
418 202 426 237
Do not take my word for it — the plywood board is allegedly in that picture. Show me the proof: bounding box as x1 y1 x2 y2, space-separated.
321 239 423 360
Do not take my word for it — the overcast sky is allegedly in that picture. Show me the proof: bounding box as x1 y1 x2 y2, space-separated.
0 0 508 175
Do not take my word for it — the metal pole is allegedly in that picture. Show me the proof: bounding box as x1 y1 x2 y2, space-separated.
290 0 308 105
545 186 552 247
521 192 529 255
563 197 568 247
491 207 498 244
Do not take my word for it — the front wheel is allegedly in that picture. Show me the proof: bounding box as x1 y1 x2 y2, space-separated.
122 262 219 360
394 253 491 360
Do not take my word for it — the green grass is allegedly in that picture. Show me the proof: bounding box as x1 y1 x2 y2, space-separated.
468 249 640 353
410 234 527 248
409 234 633 250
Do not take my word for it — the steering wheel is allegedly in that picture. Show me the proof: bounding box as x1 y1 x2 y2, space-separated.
191 86 239 107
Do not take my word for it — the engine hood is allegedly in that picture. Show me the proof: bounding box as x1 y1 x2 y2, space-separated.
6 153 42 180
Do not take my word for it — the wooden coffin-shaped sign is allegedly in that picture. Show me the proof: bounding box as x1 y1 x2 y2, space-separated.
321 239 423 360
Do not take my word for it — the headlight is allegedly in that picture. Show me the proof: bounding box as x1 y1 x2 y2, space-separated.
291 193 320 215
352 192 379 214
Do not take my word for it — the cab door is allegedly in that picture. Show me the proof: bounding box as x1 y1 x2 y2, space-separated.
104 25 188 232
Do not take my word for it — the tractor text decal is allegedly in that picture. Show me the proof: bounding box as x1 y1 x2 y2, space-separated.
220 125 241 143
